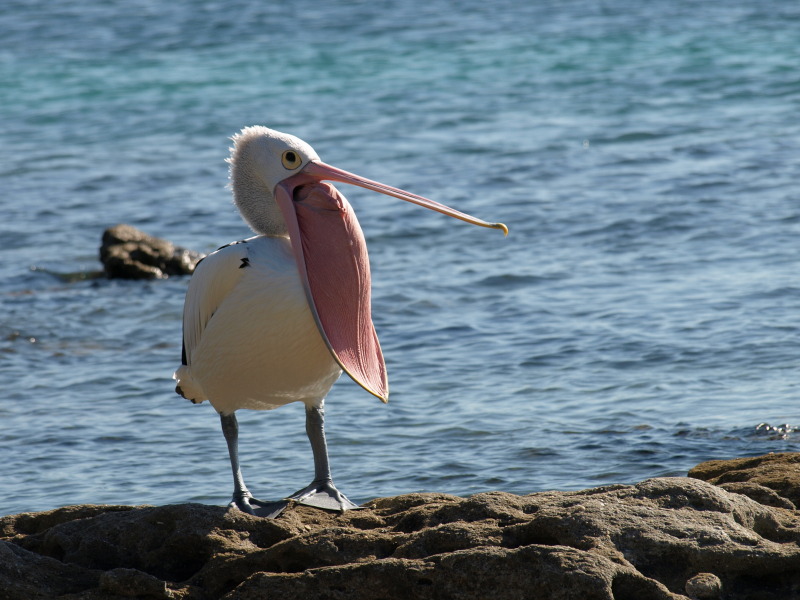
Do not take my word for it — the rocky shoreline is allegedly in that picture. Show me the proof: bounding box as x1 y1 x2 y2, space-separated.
3 453 800 600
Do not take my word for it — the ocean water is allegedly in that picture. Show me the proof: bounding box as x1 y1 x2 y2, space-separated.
2 0 800 516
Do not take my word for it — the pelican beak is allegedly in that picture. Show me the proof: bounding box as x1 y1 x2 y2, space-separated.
271 159 506 403
300 161 509 235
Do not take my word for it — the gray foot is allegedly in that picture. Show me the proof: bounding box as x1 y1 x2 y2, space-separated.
287 479 361 511
229 492 289 518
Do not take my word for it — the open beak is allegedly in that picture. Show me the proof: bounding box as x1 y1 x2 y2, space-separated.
272 159 506 403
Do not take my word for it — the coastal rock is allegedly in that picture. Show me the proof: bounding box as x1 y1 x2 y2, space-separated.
99 224 203 279
3 456 800 599
689 452 800 510
684 572 723 599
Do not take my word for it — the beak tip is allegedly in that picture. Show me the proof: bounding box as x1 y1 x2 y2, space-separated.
496 223 509 236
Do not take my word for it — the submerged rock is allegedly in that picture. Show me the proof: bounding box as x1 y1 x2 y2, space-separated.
3 455 800 599
100 224 204 279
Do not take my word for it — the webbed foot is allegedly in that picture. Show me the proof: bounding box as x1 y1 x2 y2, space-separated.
228 491 289 518
287 479 361 511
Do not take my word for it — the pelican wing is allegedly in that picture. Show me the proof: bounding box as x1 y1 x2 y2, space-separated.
181 241 250 365
174 241 249 403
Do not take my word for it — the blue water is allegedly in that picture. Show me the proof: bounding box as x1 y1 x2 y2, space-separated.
2 0 800 517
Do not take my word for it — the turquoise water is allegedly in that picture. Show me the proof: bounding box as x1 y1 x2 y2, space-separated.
2 0 800 516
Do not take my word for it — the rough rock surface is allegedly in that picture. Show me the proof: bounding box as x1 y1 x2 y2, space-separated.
99 224 203 279
4 455 800 599
689 452 800 511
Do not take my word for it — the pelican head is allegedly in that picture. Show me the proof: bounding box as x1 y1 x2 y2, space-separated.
228 125 509 237
228 126 320 236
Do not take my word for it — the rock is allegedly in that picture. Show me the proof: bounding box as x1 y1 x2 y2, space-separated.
685 572 723 599
99 568 174 599
0 539 99 600
689 452 800 509
99 224 204 279
4 456 800 599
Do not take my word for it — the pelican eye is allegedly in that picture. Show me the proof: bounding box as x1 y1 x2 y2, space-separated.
281 150 302 170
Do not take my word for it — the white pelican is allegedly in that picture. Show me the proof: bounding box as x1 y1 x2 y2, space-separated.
174 126 507 517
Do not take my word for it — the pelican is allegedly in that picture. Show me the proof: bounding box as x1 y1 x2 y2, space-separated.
174 126 507 517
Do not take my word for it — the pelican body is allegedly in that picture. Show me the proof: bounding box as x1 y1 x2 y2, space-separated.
174 126 506 516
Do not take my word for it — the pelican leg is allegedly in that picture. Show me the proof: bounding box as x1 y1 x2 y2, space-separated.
220 412 287 518
286 402 360 511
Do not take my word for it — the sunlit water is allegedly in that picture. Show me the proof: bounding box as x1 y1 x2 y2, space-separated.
2 0 800 516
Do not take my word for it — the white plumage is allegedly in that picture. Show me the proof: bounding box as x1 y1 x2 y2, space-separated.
174 236 341 414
